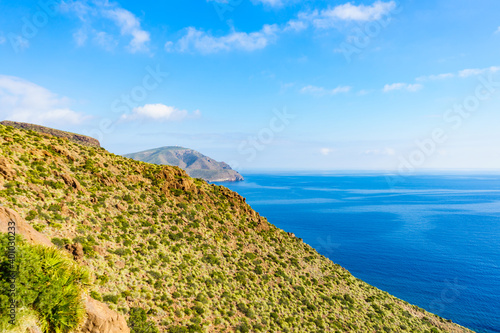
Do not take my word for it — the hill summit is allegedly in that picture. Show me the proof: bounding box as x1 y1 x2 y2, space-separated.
124 146 244 182
0 120 100 147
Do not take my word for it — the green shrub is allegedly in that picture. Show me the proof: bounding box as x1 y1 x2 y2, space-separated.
103 294 120 304
0 234 90 332
128 307 160 333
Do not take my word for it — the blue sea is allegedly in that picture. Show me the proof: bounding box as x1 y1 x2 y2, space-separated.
216 173 500 333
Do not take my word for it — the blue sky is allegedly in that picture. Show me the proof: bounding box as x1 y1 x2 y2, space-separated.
1 0 500 171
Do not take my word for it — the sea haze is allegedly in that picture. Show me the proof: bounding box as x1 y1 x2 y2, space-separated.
217 173 500 333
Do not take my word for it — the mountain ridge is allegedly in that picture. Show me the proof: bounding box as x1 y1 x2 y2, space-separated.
124 146 244 182
0 120 101 147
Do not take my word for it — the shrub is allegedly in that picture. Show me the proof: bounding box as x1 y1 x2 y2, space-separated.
0 234 90 332
103 294 120 304
128 307 160 333
201 254 219 265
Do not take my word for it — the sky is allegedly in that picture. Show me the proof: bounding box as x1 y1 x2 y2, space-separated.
1 0 500 172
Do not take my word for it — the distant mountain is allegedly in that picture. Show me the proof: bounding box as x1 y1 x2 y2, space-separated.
0 120 100 147
124 146 244 182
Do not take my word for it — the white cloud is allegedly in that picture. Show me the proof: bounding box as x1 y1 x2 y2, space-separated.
0 36 5 45
495 27 500 34
209 0 296 8
61 0 150 53
93 31 118 51
383 83 422 92
458 66 500 78
171 24 279 53
102 7 150 53
121 104 200 122
284 18 309 32
300 85 351 96
416 73 455 82
314 1 396 27
320 148 335 156
415 66 500 82
0 75 89 126
253 0 287 7
287 1 396 31
168 1 396 54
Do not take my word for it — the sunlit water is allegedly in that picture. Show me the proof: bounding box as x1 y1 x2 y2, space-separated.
217 173 500 333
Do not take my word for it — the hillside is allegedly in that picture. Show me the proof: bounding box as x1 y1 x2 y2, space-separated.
0 123 473 333
124 146 243 182
0 121 101 147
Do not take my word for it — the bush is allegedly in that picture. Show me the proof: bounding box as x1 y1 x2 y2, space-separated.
128 307 160 333
103 294 120 304
201 254 219 265
0 234 90 332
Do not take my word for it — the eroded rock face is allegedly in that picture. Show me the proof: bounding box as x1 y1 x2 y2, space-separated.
0 206 130 333
0 157 15 180
65 242 85 261
0 206 53 247
60 173 85 192
80 297 129 333
157 166 199 195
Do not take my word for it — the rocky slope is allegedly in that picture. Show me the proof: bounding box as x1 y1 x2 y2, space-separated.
0 123 473 332
124 146 244 182
0 121 100 147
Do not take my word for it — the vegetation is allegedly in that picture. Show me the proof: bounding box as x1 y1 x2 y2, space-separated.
0 234 90 332
0 124 472 332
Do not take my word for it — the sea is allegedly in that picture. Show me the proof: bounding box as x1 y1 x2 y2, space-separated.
216 173 500 333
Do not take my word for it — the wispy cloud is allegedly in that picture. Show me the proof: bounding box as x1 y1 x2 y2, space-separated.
0 75 89 126
284 0 397 32
252 0 296 7
310 0 397 28
416 73 455 82
167 25 279 53
121 104 201 122
300 85 351 96
458 66 500 78
61 0 150 53
320 148 336 156
0 35 5 45
383 83 422 92
168 1 396 53
416 66 500 82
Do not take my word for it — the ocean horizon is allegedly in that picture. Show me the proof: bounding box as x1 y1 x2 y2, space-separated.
217 172 500 333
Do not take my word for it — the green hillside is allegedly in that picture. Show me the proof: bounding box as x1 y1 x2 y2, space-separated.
0 124 472 333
